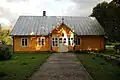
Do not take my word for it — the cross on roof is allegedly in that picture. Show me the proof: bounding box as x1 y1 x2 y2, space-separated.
62 18 64 23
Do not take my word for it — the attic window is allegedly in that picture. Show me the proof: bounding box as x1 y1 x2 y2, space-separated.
62 33 64 37
21 38 28 47
37 37 45 45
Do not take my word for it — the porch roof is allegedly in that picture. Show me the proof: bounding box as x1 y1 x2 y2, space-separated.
10 16 105 36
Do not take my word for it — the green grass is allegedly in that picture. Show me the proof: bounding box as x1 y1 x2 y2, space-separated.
0 53 51 80
76 53 120 80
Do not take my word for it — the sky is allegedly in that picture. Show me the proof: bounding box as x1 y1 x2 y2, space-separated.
0 0 112 26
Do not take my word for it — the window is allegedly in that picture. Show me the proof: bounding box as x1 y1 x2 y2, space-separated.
75 37 80 45
78 37 80 45
38 38 41 45
52 38 55 46
42 39 44 45
68 38 70 45
37 37 45 45
59 38 62 43
52 38 58 46
21 38 28 47
55 38 57 46
71 38 74 45
64 38 66 43
68 38 74 45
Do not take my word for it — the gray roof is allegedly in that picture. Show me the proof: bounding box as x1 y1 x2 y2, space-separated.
10 16 105 36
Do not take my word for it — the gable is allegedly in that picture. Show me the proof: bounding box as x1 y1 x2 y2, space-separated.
51 23 73 35
10 16 105 36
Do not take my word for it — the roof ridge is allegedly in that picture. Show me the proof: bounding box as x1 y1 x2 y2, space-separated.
19 16 94 18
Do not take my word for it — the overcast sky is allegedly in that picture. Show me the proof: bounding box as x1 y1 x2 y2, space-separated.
0 0 112 26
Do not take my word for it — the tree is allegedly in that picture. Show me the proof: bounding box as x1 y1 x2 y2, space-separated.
0 26 12 45
91 0 120 42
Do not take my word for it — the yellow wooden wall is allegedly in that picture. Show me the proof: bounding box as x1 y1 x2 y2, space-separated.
75 36 104 51
13 35 104 52
13 23 104 52
13 36 51 52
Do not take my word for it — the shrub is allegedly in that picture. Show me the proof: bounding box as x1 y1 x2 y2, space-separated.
116 60 120 66
0 72 7 77
100 62 105 65
0 45 12 61
92 57 96 59
100 54 104 58
110 56 116 60
104 56 111 62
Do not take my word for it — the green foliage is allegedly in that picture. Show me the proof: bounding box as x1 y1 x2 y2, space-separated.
0 28 12 45
0 46 12 61
0 72 7 78
91 0 120 42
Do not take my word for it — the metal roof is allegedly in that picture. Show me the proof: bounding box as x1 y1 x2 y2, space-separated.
10 16 105 36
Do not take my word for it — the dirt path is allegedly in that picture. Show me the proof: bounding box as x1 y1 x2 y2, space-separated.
30 53 92 80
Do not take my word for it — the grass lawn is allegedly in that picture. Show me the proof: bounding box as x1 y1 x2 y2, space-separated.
0 52 51 80
76 53 120 80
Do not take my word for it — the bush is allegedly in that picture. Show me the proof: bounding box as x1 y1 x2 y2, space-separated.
0 45 12 61
114 44 120 54
100 62 105 65
0 72 7 77
92 57 96 59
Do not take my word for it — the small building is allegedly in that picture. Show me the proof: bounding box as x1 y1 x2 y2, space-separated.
10 12 105 52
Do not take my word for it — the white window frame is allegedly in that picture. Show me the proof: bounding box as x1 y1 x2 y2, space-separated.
68 37 74 46
68 38 71 45
76 37 80 45
37 37 45 45
71 38 74 45
21 38 28 47
63 38 66 43
52 37 58 47
77 37 80 45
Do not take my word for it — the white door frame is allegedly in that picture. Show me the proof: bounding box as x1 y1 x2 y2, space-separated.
58 37 68 52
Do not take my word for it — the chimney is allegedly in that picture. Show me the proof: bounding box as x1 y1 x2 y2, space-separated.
43 11 46 16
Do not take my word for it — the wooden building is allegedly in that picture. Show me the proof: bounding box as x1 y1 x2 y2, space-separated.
10 12 105 52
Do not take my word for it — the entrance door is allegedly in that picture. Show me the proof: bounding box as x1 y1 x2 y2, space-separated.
58 38 68 52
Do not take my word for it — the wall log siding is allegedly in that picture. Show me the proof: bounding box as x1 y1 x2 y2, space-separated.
14 36 51 52
75 36 104 51
13 24 104 52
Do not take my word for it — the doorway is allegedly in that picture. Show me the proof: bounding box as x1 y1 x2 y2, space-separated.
58 38 68 52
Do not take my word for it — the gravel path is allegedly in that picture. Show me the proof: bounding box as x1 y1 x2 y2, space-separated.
29 53 92 80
